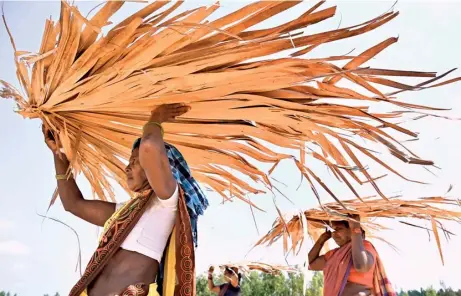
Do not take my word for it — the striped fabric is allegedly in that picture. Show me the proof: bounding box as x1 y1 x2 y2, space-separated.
164 142 209 246
372 252 397 296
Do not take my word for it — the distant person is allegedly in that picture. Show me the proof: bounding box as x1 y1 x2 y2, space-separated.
208 266 242 296
43 103 208 296
308 215 395 296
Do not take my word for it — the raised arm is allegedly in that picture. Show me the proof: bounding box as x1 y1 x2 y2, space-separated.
207 266 221 294
349 215 374 272
308 230 331 271
139 104 190 199
229 274 239 288
43 126 115 226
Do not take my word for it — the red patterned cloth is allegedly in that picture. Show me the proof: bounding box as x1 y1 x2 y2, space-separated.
69 188 196 296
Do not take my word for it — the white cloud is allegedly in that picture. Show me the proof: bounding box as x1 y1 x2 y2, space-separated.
12 262 27 272
0 240 31 255
0 219 15 230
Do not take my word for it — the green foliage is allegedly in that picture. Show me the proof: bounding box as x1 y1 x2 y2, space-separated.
197 271 323 296
2 280 461 296
197 273 461 296
196 274 215 296
399 288 461 296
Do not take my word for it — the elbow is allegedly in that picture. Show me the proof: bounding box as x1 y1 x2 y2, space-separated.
353 263 370 273
353 253 374 272
140 136 164 152
308 264 321 271
62 200 78 215
139 139 164 164
63 204 75 214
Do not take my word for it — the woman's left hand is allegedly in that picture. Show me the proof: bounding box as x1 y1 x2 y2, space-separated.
348 214 361 229
149 103 190 123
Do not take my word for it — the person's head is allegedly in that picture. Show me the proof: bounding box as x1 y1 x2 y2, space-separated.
224 267 240 284
330 220 365 247
125 138 149 192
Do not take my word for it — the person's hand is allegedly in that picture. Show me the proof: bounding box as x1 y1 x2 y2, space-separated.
319 230 331 243
348 214 361 229
208 266 214 274
148 103 190 124
42 124 59 154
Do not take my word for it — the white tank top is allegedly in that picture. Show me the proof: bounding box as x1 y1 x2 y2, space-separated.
114 185 179 262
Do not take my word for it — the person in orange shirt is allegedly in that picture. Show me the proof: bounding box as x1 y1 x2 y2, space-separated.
308 215 396 296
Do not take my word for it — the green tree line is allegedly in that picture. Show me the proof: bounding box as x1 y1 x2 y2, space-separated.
197 271 324 296
2 278 461 296
197 272 461 296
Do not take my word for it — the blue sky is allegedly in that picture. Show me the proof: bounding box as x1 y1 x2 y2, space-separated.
1 1 461 295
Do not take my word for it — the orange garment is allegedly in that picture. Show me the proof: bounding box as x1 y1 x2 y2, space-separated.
324 240 377 288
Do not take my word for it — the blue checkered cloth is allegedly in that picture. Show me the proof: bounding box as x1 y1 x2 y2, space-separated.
164 142 209 247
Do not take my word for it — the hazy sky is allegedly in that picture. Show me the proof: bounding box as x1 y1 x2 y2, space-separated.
1 1 461 295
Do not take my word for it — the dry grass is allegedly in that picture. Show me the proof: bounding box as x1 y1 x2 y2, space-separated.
255 196 461 264
1 1 460 209
217 261 297 276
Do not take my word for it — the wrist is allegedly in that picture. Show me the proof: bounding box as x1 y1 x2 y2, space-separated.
56 173 74 180
320 236 330 243
351 227 362 235
148 114 164 124
53 152 69 163
143 121 164 137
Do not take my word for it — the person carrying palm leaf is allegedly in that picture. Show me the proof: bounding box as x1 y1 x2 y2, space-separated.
308 215 394 296
207 266 241 296
43 103 208 296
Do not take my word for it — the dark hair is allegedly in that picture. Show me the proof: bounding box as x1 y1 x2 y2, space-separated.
335 220 349 228
132 138 141 151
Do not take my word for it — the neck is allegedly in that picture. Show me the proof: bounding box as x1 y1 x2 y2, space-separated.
135 181 152 193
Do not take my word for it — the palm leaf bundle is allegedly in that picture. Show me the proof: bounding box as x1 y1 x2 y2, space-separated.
217 261 297 276
1 0 460 208
255 196 461 264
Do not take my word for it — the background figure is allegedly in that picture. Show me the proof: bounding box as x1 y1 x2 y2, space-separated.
208 266 241 296
308 215 394 296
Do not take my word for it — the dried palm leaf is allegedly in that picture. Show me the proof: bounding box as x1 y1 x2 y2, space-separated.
216 261 297 276
255 196 461 264
1 1 460 206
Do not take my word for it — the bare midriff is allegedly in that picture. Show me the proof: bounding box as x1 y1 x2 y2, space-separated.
88 248 159 296
341 282 371 296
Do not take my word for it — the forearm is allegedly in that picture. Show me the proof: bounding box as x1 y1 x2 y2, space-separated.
142 122 164 143
208 277 217 291
350 232 368 270
308 238 327 264
53 153 84 212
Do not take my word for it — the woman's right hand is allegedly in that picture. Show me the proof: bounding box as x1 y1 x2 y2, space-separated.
208 266 214 274
319 230 332 243
42 124 59 154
